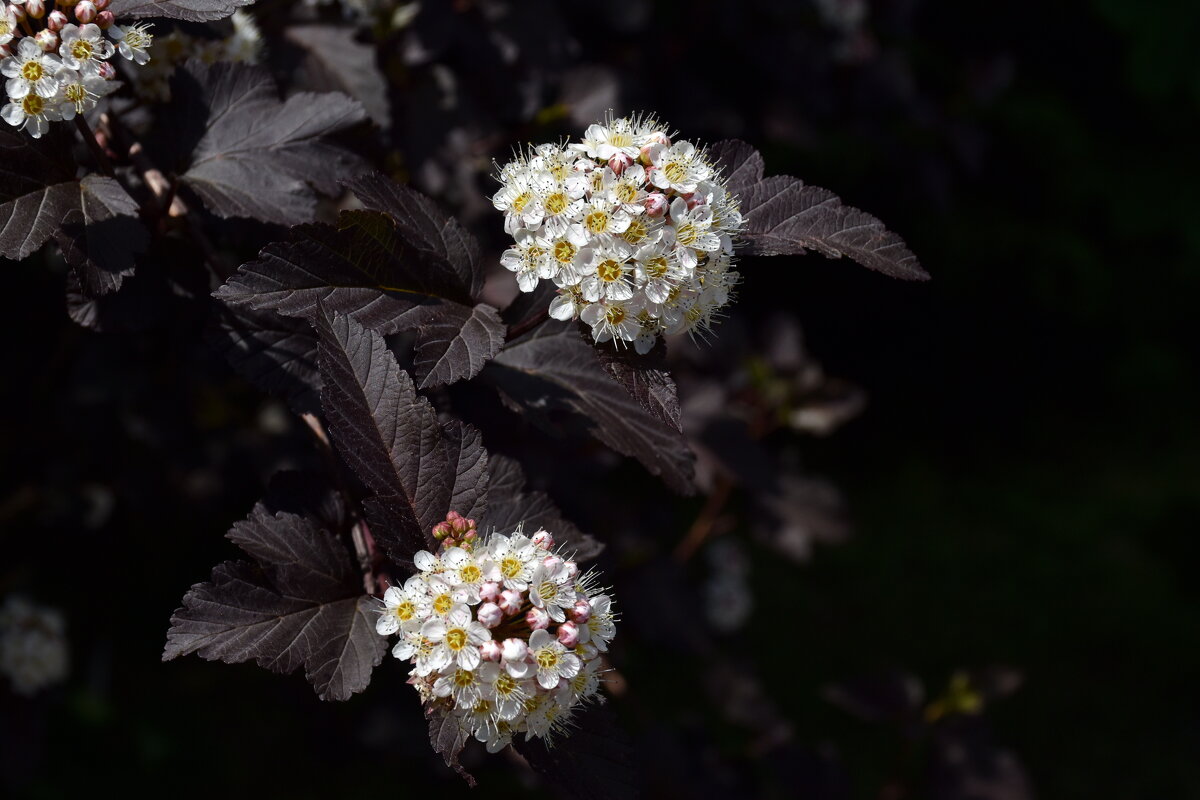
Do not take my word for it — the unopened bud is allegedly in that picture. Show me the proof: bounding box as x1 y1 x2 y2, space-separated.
95 9 113 28
685 192 706 211
608 152 634 175
557 621 580 648
432 521 450 540
647 131 670 146
501 638 528 663
532 529 554 550
479 581 500 603
96 60 116 80
34 30 58 52
74 0 96 22
26 0 46 20
46 9 68 30
11 5 25 22
643 192 668 217
564 560 579 580
542 555 564 573
476 602 502 629
498 589 523 616
525 607 550 630
638 144 657 165
479 640 502 662
570 599 591 624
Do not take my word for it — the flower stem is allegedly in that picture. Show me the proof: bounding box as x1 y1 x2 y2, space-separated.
506 308 550 341
73 115 114 177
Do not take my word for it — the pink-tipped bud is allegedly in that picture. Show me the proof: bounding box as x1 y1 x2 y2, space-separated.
570 599 592 624
501 638 528 663
542 555 564 572
432 521 451 540
498 589 523 616
647 131 670 146
477 602 503 629
34 30 58 52
95 9 114 28
479 640 502 662
685 192 706 211
525 607 550 630
462 529 477 542
96 60 116 80
564 560 579 580
532 530 554 550
46 9 67 30
608 152 634 175
26 0 46 20
638 144 656 165
643 192 668 217
557 621 580 648
74 0 96 22
94 0 110 9
479 581 501 603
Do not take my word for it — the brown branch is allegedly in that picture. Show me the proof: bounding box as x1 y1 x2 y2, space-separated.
74 116 114 177
672 475 734 562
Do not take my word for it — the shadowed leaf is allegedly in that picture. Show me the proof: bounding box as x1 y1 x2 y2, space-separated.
514 706 639 800
208 305 321 414
481 455 601 560
427 706 477 787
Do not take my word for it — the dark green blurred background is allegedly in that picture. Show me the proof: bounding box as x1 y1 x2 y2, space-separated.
3 1 1199 797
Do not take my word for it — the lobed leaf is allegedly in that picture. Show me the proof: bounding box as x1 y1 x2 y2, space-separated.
56 176 148 297
312 308 489 565
163 507 385 701
171 61 366 225
486 321 695 494
410 303 506 389
590 332 681 433
710 138 928 280
427 706 477 787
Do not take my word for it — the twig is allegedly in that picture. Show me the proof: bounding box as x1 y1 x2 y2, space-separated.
74 116 114 177
672 475 734 562
505 308 549 341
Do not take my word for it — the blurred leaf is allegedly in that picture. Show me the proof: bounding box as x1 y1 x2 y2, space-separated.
108 0 252 21
481 455 602 560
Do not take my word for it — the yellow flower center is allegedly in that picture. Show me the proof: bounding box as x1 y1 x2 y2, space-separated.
71 40 94 61
535 648 559 669
21 95 44 115
494 673 518 696
605 305 627 325
394 600 416 621
433 593 453 615
472 698 493 714
596 259 622 283
21 61 44 82
584 210 609 234
445 628 468 651
501 556 523 578
609 132 632 148
644 256 669 279
452 668 475 688
675 223 698 246
544 192 568 215
538 579 558 600
513 191 533 213
553 241 577 264
550 163 568 181
615 182 638 203
663 161 687 183
460 564 481 583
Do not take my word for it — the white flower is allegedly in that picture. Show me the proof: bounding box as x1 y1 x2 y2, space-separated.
649 139 712 194
581 296 644 344
604 164 649 215
1 92 61 138
579 238 635 303
549 285 587 321
579 196 632 238
634 238 686 304
0 596 68 696
110 23 154 66
0 7 17 47
433 664 485 706
53 68 115 120
483 532 539 592
666 196 721 269
500 228 554 293
478 661 529 720
528 558 577 623
223 10 262 63
3 38 62 100
584 594 616 652
376 575 432 635
575 114 643 160
58 24 113 76
493 165 544 233
523 690 576 741
422 604 491 671
441 546 486 604
527 628 580 690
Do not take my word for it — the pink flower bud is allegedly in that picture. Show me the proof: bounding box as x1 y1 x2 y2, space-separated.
26 0 46 19
432 521 450 540
564 560 579 579
477 602 503 629
648 131 670 146
557 621 580 648
498 589 523 616
46 9 67 29
74 0 96 22
638 144 656 165
479 640 502 662
95 10 114 29
542 554 564 572
479 581 501 603
500 638 527 663
570 599 591 624
34 30 58 52
96 61 116 80
643 192 668 217
532 530 554 550
608 152 634 175
525 607 550 630
685 192 705 211
94 0 110 9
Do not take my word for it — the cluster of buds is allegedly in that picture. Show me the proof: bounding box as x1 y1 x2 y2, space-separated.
493 112 744 353
0 595 68 696
376 517 616 753
0 0 153 137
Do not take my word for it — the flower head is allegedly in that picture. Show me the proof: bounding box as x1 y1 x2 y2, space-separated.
492 112 743 351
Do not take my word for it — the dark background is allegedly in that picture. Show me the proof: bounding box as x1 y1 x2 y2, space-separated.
3 0 1199 797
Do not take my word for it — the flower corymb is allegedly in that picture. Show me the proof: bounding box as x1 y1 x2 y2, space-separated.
376 512 616 753
493 113 744 353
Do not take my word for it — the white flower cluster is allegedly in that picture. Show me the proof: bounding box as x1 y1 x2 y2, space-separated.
493 113 743 353
0 0 153 138
0 595 68 696
128 10 261 103
376 512 616 753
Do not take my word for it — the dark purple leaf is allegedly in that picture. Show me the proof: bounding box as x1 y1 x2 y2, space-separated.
427 706 477 787
173 61 366 224
589 331 681 433
55 176 148 297
285 26 390 129
487 321 695 494
481 455 601 561
710 138 928 280
312 308 489 564
410 303 506 389
163 507 385 701
108 0 252 21
207 305 321 414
